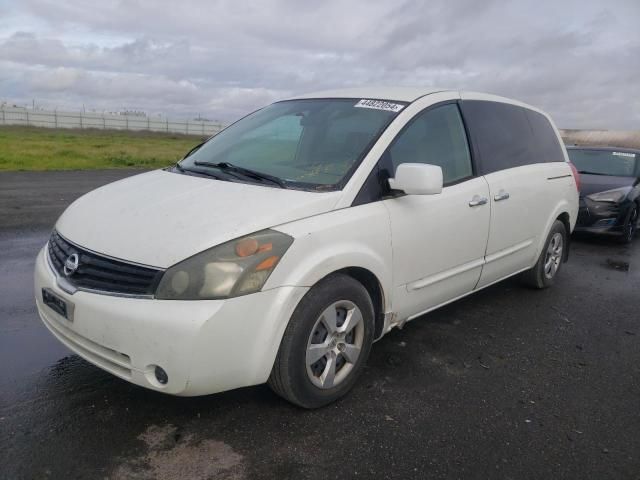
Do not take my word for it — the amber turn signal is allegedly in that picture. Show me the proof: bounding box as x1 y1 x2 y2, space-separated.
255 255 279 271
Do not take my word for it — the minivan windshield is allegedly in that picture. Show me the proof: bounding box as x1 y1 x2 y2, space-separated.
567 148 638 177
178 98 405 190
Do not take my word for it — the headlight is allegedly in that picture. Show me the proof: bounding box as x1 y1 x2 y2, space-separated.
156 230 293 300
586 187 631 203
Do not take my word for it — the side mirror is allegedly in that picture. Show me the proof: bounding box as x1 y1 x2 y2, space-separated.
388 163 443 195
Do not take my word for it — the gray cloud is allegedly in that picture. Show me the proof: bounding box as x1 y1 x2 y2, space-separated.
0 0 639 128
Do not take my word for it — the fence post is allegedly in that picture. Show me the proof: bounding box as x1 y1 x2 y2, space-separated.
186 120 189 135
54 110 58 128
80 111 83 129
1 108 5 125
25 109 29 127
202 122 205 136
166 118 169 133
103 115 106 130
126 116 129 130
147 116 150 131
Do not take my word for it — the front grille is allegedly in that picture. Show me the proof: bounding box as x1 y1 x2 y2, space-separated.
48 231 163 296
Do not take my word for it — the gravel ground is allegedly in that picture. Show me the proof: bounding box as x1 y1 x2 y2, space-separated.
1 170 639 480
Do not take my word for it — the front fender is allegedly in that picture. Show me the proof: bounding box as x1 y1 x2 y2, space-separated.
265 202 393 310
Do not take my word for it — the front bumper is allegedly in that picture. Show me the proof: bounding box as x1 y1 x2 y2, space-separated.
575 198 624 235
34 246 308 396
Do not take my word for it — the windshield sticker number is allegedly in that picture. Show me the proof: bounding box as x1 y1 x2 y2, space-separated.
613 152 636 158
354 99 405 113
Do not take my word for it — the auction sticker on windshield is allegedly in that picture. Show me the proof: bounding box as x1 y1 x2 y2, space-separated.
354 99 405 112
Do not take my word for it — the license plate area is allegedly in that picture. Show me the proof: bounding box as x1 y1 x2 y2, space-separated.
42 288 73 321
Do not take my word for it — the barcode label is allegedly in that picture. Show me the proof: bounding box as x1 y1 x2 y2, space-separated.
354 99 405 113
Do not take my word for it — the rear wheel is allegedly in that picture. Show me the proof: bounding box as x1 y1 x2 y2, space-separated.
521 220 567 289
268 273 375 408
619 204 638 244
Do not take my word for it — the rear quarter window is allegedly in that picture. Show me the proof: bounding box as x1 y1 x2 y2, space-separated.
525 109 565 164
461 100 563 174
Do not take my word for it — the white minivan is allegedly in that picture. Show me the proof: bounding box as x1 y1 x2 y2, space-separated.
35 88 579 408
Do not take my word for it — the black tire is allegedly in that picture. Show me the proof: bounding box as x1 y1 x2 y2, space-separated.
521 220 567 289
268 273 375 409
619 204 638 244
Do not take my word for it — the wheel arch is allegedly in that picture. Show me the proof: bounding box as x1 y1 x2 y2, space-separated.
556 211 571 262
535 199 575 265
331 267 386 340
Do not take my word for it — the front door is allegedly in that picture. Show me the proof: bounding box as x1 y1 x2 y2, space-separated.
382 102 490 321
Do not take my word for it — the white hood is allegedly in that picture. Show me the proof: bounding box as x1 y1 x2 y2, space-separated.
56 170 341 268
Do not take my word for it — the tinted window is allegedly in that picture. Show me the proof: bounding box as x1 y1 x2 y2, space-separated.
525 109 565 163
387 104 473 184
461 101 535 174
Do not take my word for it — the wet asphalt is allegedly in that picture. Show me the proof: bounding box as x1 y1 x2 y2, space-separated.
1 170 639 480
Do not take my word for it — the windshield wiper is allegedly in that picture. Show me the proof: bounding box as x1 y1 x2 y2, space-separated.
174 162 224 180
577 170 609 176
193 161 286 188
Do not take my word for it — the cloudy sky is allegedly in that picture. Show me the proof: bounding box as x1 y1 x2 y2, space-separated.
0 0 639 128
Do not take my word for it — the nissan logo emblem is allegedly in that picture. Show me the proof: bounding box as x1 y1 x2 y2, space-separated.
63 253 80 276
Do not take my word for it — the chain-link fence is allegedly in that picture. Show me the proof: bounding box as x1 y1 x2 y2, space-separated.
0 106 225 136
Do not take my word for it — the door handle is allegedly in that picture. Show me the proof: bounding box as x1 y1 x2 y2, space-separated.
468 195 488 207
494 190 510 202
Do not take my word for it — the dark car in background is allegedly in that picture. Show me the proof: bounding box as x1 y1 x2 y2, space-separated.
567 146 640 243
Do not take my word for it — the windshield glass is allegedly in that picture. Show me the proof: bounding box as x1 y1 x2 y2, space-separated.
179 98 405 189
568 148 638 177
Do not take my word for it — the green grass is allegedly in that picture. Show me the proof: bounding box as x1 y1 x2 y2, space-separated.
0 126 206 171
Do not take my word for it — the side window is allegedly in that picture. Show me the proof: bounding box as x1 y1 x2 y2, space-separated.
387 104 473 184
460 101 535 174
525 110 566 163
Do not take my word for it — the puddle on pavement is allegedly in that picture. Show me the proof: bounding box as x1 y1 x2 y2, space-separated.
0 324 68 383
0 229 74 405
605 258 630 271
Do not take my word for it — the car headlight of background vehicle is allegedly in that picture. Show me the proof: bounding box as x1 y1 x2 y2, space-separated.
586 186 632 203
156 230 293 300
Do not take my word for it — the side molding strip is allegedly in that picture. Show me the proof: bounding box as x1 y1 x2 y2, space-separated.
407 258 485 291
405 238 534 293
484 239 534 265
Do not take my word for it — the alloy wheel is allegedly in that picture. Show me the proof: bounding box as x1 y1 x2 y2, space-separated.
544 232 563 279
625 207 638 242
305 300 364 389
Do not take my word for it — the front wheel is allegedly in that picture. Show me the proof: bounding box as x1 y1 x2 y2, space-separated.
268 273 375 408
521 220 567 289
619 205 638 244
